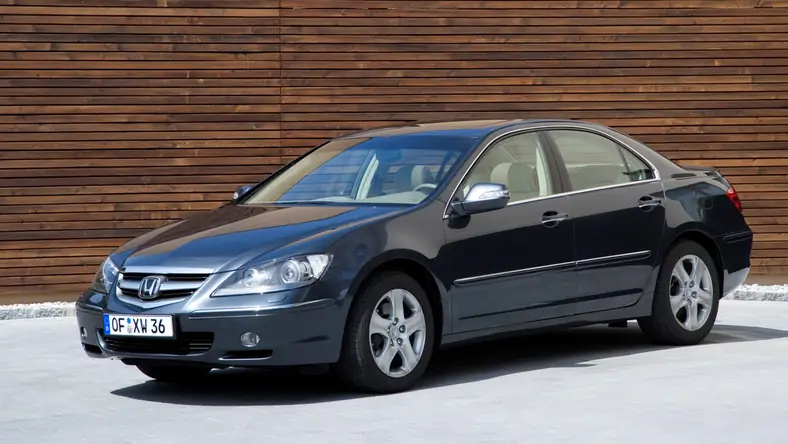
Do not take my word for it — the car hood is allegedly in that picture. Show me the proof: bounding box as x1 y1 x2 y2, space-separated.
112 204 405 273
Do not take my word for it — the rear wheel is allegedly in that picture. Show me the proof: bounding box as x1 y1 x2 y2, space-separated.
638 240 720 345
335 271 435 393
136 363 212 384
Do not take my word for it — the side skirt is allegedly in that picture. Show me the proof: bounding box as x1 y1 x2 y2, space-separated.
438 291 654 348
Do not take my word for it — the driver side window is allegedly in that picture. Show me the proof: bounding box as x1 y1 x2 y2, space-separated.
459 132 555 203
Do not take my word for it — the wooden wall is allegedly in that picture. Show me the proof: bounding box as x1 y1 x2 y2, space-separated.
1 0 788 303
0 0 283 302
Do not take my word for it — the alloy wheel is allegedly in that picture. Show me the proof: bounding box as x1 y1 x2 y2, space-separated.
368 288 427 378
669 254 714 332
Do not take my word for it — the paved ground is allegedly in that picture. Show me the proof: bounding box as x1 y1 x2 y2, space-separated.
2 300 788 444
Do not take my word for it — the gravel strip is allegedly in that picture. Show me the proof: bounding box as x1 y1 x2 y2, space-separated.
728 284 788 302
0 302 76 321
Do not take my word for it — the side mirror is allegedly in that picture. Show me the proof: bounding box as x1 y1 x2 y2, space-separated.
450 183 510 216
233 184 255 202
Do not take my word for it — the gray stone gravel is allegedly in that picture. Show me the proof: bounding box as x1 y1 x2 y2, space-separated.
0 301 75 320
727 284 788 301
2 300 788 443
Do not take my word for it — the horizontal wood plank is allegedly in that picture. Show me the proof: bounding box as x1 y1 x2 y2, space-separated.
0 2 281 301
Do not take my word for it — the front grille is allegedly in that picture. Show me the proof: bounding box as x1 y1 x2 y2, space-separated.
101 332 214 356
117 272 210 300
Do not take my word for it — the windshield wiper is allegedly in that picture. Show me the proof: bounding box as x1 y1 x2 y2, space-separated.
274 200 347 205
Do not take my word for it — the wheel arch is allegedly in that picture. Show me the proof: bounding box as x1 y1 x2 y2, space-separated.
346 251 449 345
661 227 725 297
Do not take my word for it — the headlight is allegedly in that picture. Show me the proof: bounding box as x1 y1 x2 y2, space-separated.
212 254 332 298
90 258 119 294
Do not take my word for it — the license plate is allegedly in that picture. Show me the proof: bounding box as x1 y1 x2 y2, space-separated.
103 314 174 338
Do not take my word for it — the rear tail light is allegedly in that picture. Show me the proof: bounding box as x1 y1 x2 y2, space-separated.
725 186 742 213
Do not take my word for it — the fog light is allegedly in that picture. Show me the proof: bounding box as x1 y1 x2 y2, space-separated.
80 327 87 339
240 332 260 348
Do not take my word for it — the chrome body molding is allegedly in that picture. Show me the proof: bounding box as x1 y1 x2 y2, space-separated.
455 260 575 285
454 251 651 285
576 250 652 266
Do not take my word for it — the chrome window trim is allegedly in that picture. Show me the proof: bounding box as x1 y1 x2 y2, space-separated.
443 177 661 219
506 192 566 207
442 124 661 218
562 178 660 197
503 178 661 209
454 250 651 285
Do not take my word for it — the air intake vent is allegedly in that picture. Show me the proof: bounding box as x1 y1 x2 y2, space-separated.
101 332 214 356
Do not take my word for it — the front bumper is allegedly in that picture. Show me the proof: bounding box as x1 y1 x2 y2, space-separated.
76 298 346 367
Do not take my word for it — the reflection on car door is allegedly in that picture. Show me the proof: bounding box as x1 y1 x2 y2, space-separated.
546 129 666 315
439 131 577 333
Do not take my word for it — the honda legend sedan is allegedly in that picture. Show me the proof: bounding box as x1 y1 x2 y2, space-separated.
76 119 752 393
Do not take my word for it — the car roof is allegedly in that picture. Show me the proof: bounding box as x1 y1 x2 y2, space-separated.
333 118 683 178
338 118 586 140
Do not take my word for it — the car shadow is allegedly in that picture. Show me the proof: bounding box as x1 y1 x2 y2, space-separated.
111 322 788 407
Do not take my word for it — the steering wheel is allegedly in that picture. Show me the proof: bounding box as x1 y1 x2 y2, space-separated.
413 183 437 193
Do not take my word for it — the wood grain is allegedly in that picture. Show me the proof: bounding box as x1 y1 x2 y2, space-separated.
0 2 281 301
2 0 787 302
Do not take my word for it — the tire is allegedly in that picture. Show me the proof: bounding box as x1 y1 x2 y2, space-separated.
335 271 436 394
638 240 721 345
136 363 212 384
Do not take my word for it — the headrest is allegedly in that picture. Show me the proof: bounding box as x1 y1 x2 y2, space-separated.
490 162 538 193
394 165 434 191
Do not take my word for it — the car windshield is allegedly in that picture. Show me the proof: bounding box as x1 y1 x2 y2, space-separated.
241 135 478 206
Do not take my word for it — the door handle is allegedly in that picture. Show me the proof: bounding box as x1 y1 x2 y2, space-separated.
638 196 662 211
541 210 568 227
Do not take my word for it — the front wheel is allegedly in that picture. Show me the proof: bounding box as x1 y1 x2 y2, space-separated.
136 363 212 384
638 240 720 345
335 272 435 393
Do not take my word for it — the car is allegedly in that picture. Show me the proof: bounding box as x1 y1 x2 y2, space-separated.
75 119 753 393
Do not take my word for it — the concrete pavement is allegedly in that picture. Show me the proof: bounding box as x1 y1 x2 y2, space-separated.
2 300 788 443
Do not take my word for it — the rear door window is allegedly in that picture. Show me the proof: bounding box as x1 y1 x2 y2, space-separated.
548 130 655 191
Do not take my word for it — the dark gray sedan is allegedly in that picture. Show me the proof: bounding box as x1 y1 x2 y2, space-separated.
76 119 752 393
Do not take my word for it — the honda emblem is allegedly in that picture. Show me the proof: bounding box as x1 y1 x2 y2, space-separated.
138 276 164 300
